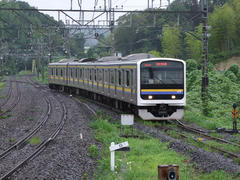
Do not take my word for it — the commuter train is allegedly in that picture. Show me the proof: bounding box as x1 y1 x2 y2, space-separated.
48 53 186 120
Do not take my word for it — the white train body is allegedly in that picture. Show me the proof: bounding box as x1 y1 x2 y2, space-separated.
48 54 186 120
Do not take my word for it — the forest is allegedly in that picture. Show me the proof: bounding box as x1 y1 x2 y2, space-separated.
1 0 240 72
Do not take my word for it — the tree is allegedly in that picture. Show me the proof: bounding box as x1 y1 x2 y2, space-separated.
161 25 182 58
184 25 202 61
70 33 85 57
209 3 236 52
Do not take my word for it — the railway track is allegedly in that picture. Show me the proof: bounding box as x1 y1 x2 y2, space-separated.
0 80 12 108
0 97 51 160
0 79 21 117
0 78 67 180
169 120 240 159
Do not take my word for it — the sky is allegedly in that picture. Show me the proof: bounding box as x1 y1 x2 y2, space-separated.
19 0 171 24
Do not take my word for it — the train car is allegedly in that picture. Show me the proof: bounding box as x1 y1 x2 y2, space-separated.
48 53 186 120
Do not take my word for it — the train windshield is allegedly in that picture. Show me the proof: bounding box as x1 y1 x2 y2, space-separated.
140 60 184 85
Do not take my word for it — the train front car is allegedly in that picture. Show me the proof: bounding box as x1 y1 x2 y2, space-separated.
137 58 186 120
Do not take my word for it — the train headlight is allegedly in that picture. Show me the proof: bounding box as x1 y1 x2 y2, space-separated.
148 95 153 100
171 95 176 99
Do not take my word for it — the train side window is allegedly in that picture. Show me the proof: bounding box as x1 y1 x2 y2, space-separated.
87 69 90 80
126 70 130 87
105 69 109 83
61 69 63 77
118 70 122 85
56 68 58 76
90 69 92 80
94 69 97 81
110 70 114 84
79 69 82 78
98 69 102 82
85 68 87 80
51 68 53 76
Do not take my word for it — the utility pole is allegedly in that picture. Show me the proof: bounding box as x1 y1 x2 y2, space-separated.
109 0 115 55
201 0 209 114
64 27 71 58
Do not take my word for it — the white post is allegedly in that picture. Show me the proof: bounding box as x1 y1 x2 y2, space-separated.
110 142 115 171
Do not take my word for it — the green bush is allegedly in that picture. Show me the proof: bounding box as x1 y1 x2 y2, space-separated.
186 59 198 72
224 70 238 82
227 64 239 75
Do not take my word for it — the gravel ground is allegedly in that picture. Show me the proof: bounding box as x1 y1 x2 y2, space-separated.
2 74 240 178
0 75 97 179
78 96 240 175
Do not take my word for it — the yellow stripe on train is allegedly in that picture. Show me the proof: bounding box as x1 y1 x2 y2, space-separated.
141 89 183 92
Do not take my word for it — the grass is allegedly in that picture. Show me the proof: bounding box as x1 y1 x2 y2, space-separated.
29 117 34 121
88 144 99 158
34 66 48 84
18 71 33 76
0 81 5 91
9 138 16 143
29 137 41 145
91 113 238 180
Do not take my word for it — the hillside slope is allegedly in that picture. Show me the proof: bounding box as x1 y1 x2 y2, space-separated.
215 56 240 71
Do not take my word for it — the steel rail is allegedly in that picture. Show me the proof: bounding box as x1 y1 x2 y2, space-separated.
0 80 12 108
0 98 51 160
175 119 240 148
0 89 67 180
0 80 21 117
173 131 240 159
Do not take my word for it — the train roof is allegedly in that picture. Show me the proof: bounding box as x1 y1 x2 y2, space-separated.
49 53 185 66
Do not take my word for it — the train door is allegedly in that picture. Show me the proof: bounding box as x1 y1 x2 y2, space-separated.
125 70 131 100
114 69 117 96
130 69 134 99
118 69 124 98
110 69 115 97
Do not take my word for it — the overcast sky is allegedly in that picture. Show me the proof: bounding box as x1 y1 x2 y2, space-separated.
19 0 171 23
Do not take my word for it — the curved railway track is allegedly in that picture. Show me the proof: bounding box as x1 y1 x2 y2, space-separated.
0 79 21 117
0 78 67 180
0 97 51 160
169 120 240 159
0 102 67 180
0 80 12 108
